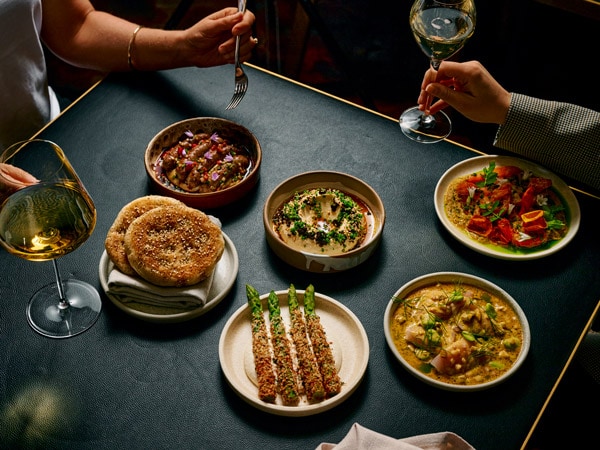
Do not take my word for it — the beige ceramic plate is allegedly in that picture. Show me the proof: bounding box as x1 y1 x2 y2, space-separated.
219 289 369 416
98 232 238 323
384 272 531 391
434 155 580 260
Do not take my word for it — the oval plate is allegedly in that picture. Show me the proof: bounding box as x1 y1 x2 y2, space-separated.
434 155 580 260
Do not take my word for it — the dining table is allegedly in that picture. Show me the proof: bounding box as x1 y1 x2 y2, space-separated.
1 63 599 450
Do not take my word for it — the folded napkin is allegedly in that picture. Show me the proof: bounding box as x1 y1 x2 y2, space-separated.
316 423 475 450
107 267 214 310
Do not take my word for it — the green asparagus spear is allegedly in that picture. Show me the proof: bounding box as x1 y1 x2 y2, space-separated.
304 284 342 398
288 283 299 312
245 284 277 403
268 290 300 406
288 284 325 403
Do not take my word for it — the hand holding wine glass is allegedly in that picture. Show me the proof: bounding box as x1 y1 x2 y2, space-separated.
0 139 101 338
399 0 476 143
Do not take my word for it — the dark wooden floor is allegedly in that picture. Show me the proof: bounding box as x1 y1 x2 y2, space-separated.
50 1 599 448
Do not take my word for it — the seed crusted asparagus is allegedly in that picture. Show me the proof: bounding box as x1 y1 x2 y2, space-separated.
287 284 326 403
246 284 277 403
304 284 342 398
268 290 300 406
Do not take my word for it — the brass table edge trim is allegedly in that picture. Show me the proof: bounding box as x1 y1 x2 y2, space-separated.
31 75 107 140
33 62 600 204
249 64 599 200
521 299 600 449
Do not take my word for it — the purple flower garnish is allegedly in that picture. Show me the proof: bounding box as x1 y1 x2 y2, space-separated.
204 151 213 160
211 172 220 181
210 132 219 143
178 147 187 157
224 153 234 162
184 130 194 138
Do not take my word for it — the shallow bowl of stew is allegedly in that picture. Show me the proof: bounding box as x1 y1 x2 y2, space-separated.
263 171 385 273
145 117 261 209
384 272 530 391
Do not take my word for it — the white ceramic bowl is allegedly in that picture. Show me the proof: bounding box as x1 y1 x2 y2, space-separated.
263 171 385 273
384 272 530 391
145 117 261 209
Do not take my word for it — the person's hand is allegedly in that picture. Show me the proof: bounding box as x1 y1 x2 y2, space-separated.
417 60 511 125
183 7 257 68
0 163 38 203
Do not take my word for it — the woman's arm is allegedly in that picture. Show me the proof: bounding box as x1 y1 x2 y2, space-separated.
419 60 510 125
40 0 256 72
419 60 600 191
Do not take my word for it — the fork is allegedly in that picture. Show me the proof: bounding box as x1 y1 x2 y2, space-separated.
225 0 248 110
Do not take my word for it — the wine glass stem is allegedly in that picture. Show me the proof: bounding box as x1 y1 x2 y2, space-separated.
422 59 443 120
52 259 70 311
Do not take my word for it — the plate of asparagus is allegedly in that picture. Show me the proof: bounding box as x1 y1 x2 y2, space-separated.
218 284 369 416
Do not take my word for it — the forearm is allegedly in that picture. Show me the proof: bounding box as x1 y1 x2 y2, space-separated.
41 1 249 73
42 9 187 72
495 93 600 191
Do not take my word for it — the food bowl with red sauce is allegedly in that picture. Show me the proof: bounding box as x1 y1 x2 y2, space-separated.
263 171 385 273
145 117 261 209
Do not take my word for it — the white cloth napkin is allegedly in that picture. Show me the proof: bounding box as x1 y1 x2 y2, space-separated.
316 423 475 450
107 267 214 309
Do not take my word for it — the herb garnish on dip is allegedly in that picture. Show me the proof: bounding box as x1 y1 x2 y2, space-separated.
272 188 369 255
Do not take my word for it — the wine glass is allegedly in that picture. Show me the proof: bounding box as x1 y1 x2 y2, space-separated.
399 0 476 143
0 139 101 338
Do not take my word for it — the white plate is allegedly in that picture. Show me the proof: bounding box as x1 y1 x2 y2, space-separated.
434 155 580 260
219 289 369 416
384 272 531 391
98 232 238 323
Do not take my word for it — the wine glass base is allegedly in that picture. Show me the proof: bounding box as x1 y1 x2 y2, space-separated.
26 279 102 339
399 106 451 144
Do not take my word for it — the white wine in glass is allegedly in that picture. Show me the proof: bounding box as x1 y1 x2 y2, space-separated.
399 0 476 143
0 139 101 338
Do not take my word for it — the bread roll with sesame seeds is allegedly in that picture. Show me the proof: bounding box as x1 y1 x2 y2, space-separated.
105 195 186 275
123 205 224 287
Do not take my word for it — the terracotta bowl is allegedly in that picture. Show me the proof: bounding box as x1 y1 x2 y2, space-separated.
145 117 261 209
383 272 531 391
263 171 385 273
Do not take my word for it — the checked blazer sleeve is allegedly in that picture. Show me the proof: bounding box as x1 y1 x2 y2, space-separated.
494 93 600 191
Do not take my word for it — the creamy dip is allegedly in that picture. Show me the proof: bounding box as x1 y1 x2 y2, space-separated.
272 188 369 255
389 282 524 386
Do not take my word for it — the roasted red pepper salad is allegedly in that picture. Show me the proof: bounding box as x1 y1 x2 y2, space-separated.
444 161 568 250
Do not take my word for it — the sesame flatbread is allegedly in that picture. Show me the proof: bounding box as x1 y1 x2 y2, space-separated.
105 195 185 275
123 205 224 287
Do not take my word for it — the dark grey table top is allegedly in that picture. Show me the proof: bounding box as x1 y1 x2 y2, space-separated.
1 64 599 449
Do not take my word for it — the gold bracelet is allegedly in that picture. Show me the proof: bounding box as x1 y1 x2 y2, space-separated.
127 25 143 71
